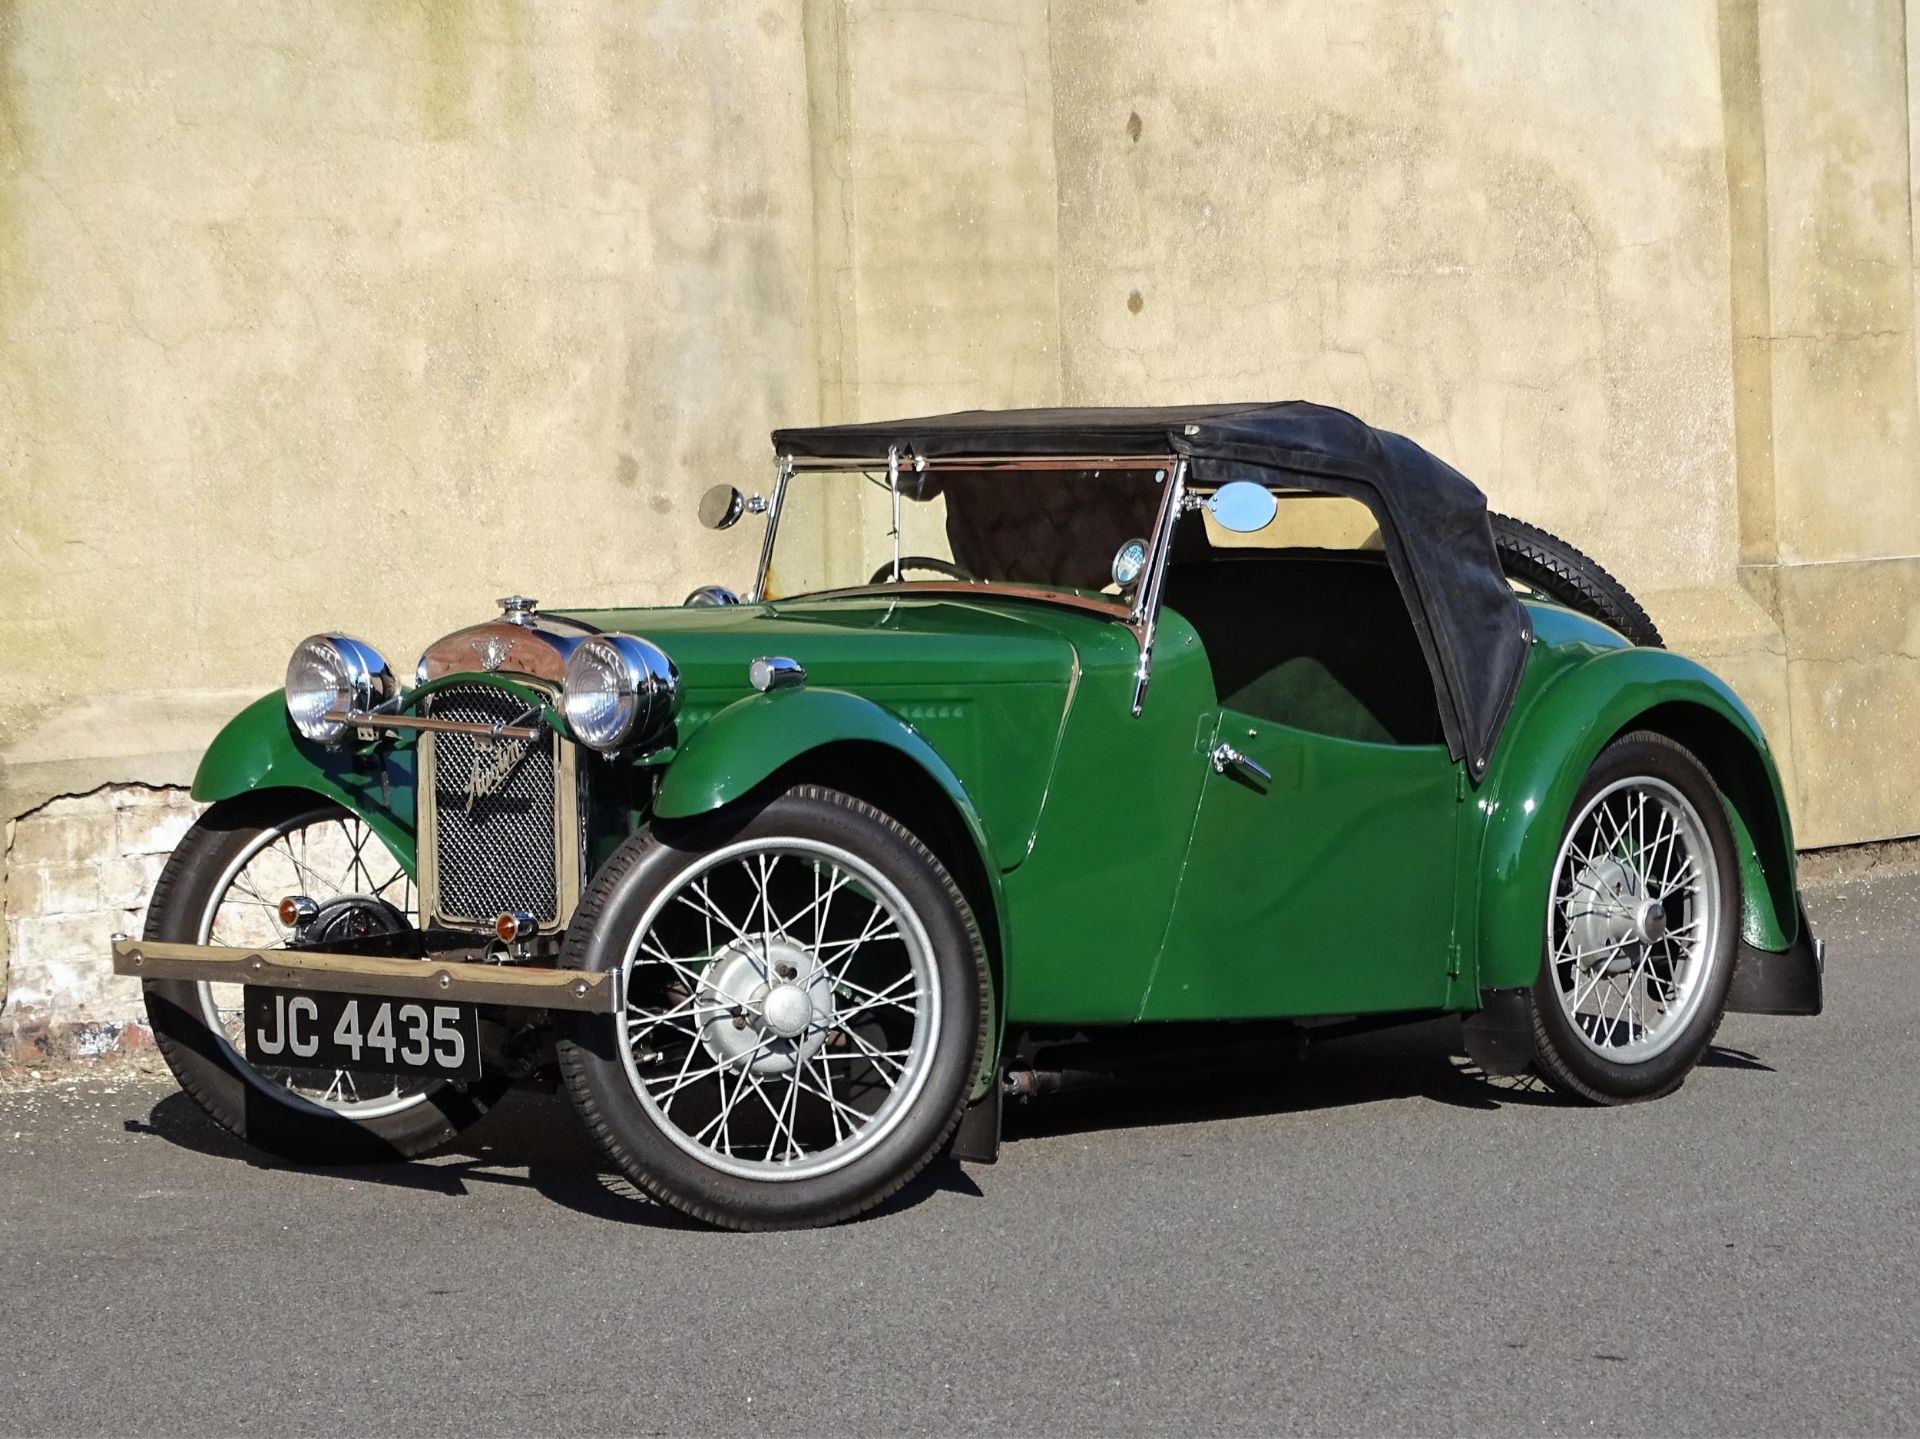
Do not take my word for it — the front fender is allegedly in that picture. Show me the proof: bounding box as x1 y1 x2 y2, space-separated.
653 684 1007 956
655 688 996 849
1473 647 1800 991
654 687 1010 1100
191 691 418 872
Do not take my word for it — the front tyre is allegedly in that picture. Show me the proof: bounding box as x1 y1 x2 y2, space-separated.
1528 732 1738 1103
557 786 986 1230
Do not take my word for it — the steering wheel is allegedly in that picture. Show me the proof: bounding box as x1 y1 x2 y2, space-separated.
866 556 979 585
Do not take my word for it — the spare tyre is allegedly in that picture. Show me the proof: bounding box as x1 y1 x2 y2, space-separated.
1489 512 1664 648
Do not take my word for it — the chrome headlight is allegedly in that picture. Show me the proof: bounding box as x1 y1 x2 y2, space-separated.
561 635 679 753
285 635 396 744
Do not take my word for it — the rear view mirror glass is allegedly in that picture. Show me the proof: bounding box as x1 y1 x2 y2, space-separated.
698 485 747 531
1205 480 1278 534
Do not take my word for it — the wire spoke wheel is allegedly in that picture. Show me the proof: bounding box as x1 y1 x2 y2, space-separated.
1546 775 1724 1065
194 808 435 1120
615 836 940 1182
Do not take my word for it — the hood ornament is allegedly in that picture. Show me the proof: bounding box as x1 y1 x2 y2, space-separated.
498 595 538 627
474 635 514 672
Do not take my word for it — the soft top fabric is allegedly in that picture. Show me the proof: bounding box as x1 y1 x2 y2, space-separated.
770 401 1531 776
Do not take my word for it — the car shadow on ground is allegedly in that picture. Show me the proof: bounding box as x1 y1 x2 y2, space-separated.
125 1018 1773 1224
1001 1016 1552 1142
125 1084 983 1228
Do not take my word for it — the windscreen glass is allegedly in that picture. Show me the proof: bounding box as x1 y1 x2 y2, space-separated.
761 466 1170 605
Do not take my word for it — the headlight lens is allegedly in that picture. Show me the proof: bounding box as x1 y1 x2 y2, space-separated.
561 635 679 753
285 634 396 744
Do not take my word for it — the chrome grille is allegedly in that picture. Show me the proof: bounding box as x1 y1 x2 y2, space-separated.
421 684 575 927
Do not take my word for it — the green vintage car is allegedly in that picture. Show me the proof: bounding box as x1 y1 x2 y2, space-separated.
115 403 1823 1229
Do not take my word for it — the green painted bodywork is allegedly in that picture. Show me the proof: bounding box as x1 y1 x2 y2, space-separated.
192 587 1805 1065
191 691 420 874
1468 605 1799 985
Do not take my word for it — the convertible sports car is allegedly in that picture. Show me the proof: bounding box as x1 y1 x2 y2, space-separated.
113 402 1823 1229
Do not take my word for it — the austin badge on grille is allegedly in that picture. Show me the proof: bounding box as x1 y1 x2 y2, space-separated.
464 735 530 814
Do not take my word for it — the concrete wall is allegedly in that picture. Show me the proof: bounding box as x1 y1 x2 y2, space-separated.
2 0 1916 1051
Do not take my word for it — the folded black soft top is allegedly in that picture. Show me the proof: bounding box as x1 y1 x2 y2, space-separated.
771 401 1531 778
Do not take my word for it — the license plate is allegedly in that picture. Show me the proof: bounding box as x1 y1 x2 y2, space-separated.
242 988 482 1082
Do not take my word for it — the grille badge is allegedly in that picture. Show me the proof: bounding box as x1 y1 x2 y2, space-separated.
463 735 531 814
474 635 514 672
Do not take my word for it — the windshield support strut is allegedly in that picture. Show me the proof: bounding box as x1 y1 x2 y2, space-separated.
887 445 903 583
1128 457 1187 717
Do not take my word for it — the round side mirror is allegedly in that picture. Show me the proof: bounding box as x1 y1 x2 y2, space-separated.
683 585 742 607
1205 480 1279 534
698 485 746 531
1111 537 1149 589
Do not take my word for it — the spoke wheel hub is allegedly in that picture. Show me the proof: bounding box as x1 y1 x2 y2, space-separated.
698 937 833 1077
1568 856 1641 975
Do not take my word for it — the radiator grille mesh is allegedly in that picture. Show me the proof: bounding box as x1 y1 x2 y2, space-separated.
424 685 561 924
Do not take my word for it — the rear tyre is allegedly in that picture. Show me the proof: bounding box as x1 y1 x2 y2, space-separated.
1528 733 1738 1103
142 791 507 1162
1490 513 1664 648
557 785 986 1230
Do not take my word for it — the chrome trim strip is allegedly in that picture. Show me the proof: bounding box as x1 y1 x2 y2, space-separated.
111 937 617 1014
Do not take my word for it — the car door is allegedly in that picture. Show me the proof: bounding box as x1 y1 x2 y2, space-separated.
1141 705 1464 1022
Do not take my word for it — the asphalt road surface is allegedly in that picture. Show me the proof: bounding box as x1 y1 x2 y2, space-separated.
3 867 1914 1437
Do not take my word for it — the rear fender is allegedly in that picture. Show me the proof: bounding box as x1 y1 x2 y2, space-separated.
1474 650 1799 991
191 691 418 872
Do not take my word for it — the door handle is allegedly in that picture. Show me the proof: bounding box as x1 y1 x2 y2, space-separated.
1210 742 1272 786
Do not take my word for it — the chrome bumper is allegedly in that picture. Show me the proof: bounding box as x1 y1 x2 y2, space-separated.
110 937 617 1014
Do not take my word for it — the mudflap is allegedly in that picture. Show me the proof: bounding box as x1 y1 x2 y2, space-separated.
1728 904 1824 1017
949 1083 1002 1165
1460 986 1536 1076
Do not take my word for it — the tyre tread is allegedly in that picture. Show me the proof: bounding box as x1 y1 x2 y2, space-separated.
556 784 987 1231
1490 512 1664 648
1525 730 1733 1105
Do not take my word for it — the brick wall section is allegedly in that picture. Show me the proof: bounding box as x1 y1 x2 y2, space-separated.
1 786 203 1064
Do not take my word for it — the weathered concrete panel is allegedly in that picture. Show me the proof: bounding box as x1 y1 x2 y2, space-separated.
0 0 818 783
831 0 1060 418
1775 559 1920 847
1048 0 1739 604
1754 0 1920 564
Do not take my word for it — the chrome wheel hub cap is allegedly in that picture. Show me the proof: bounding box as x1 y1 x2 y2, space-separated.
762 982 815 1038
